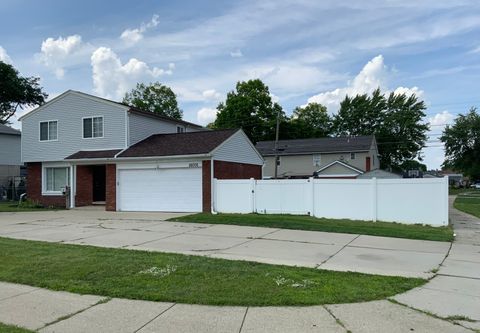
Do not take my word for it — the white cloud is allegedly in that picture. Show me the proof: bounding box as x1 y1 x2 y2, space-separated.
197 107 217 125
230 50 243 58
202 89 222 101
429 110 454 128
120 14 159 45
120 29 143 44
306 55 423 112
38 35 85 79
91 46 173 99
0 46 12 64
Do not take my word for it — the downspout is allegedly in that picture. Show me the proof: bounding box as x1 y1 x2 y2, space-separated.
210 157 217 214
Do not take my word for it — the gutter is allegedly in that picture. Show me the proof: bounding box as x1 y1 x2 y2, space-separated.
64 153 212 163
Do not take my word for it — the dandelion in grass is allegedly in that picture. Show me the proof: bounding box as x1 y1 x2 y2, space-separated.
274 276 317 288
139 265 177 277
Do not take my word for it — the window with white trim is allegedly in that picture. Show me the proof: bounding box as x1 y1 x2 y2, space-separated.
313 154 321 167
350 152 356 160
39 121 57 141
83 116 103 138
177 126 185 133
44 167 69 193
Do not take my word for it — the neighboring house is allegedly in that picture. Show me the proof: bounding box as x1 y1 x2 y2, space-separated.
357 169 402 179
20 90 263 212
256 136 379 179
0 123 22 189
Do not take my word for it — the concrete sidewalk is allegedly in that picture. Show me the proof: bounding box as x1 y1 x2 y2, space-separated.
0 199 478 332
0 281 471 333
393 196 480 331
0 208 450 278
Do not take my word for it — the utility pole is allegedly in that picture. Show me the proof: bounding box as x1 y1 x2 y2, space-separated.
274 106 281 179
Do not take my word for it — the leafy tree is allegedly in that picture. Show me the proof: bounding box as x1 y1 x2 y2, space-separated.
212 79 285 143
400 160 427 172
333 88 429 170
287 103 332 139
441 108 480 180
123 82 182 119
0 61 48 124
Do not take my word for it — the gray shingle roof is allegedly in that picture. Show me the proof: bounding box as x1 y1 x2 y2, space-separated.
118 129 238 158
256 136 374 156
65 149 123 160
0 124 21 136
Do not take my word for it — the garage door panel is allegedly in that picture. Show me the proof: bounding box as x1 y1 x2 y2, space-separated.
118 167 202 212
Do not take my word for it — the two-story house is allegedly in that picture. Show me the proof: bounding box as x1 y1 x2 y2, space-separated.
256 136 379 179
20 90 263 212
0 123 22 191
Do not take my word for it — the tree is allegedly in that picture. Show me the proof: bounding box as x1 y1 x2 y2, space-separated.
123 82 182 119
0 61 48 124
400 160 427 172
287 103 332 139
441 108 480 180
333 88 429 170
211 79 285 143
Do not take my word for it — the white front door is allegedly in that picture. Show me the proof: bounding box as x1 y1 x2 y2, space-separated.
118 167 202 212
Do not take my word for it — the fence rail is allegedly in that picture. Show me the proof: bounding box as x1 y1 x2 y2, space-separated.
213 177 449 226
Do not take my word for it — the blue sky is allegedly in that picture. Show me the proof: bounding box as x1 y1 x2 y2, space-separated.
1 0 480 169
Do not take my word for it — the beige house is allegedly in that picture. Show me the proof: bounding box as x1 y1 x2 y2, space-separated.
256 136 379 179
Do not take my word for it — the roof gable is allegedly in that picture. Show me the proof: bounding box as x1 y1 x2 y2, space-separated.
315 160 364 176
256 136 374 156
18 90 129 121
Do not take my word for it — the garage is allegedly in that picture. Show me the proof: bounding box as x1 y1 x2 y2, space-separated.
117 166 202 212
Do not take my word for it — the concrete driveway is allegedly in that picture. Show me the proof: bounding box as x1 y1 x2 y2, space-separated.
0 207 450 278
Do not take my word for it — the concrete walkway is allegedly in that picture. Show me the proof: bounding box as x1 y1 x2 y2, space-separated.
0 200 478 332
0 208 450 278
0 281 472 332
393 196 480 331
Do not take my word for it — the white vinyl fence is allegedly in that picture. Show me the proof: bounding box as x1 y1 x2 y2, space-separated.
213 177 449 226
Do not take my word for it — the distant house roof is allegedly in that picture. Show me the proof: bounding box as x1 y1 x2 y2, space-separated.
256 136 374 156
357 169 402 179
65 149 123 160
117 129 238 158
0 124 21 136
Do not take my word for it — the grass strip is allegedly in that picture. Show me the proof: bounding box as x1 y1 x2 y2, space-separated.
0 237 424 306
169 213 453 242
454 196 480 218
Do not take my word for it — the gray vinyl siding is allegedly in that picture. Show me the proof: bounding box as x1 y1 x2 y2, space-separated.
21 92 127 162
213 131 264 165
0 134 21 165
128 113 202 145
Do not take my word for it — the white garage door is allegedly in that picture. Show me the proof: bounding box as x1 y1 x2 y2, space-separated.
118 167 203 212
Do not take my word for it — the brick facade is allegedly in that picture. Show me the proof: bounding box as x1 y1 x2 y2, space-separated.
105 164 116 211
26 162 66 207
75 165 93 206
202 160 262 212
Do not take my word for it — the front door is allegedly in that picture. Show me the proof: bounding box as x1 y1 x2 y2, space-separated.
92 165 106 202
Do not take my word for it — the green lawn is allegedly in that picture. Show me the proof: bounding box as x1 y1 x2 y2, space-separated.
0 237 424 306
0 323 32 333
169 213 453 242
0 201 59 212
454 193 480 218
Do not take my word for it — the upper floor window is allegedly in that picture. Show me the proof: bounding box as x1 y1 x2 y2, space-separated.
313 154 321 167
350 152 356 160
40 120 58 141
83 116 103 138
177 126 185 133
